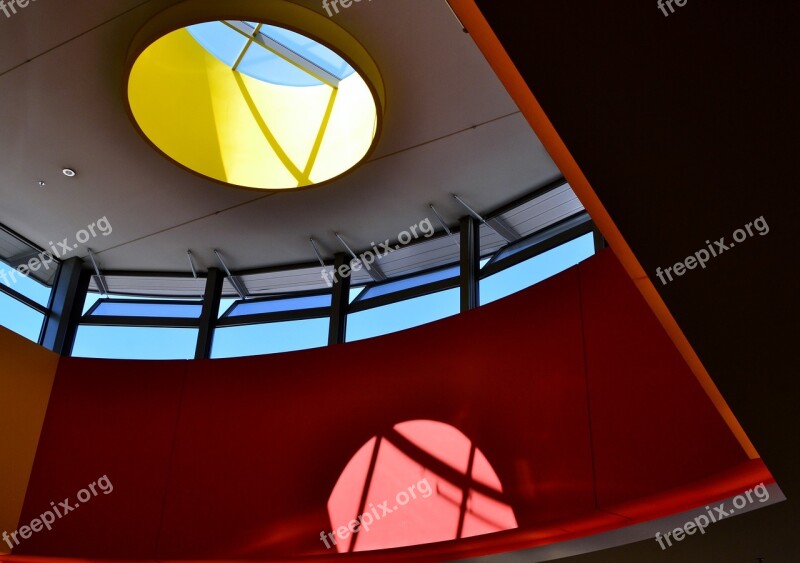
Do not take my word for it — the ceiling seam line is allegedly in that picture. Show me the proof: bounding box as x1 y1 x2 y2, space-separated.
364 110 522 164
83 107 522 257
89 193 280 255
79 115 522 257
0 0 155 79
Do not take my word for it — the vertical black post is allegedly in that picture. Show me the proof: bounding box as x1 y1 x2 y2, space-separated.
42 258 90 355
592 223 606 252
328 252 351 345
195 268 224 360
460 216 480 312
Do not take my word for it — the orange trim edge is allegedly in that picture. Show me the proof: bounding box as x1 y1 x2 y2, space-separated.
448 0 758 460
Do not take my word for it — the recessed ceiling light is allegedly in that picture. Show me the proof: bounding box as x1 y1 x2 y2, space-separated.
38 180 46 187
62 168 76 177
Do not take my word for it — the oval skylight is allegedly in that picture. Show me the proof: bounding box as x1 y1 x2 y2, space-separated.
126 17 383 191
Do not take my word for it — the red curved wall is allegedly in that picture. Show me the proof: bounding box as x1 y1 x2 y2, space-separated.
10 249 769 561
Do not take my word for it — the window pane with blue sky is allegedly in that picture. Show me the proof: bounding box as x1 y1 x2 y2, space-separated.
480 233 595 306
0 291 44 342
0 259 52 307
211 317 329 358
346 288 460 342
88 301 203 318
72 326 199 360
225 294 331 317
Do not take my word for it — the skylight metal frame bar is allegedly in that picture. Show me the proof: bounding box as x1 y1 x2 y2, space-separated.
231 23 263 71
222 20 341 88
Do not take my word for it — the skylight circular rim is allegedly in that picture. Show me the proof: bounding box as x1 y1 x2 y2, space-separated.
123 0 386 193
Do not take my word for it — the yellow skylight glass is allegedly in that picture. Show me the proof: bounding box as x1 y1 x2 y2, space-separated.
126 14 383 191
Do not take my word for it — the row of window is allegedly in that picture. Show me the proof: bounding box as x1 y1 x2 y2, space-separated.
65 231 596 360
